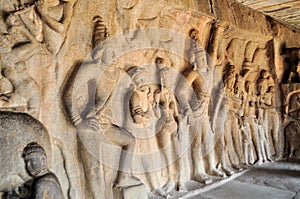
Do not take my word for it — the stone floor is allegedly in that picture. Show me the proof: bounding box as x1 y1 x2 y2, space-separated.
183 160 300 199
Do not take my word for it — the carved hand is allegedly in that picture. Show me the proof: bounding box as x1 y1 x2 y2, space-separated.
183 107 194 125
76 118 99 131
154 89 161 104
16 184 31 198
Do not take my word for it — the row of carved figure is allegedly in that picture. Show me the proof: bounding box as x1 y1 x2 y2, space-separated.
222 65 280 165
0 2 299 197
68 40 284 198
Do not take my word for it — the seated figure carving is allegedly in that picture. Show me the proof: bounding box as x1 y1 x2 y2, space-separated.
22 142 63 199
4 142 63 199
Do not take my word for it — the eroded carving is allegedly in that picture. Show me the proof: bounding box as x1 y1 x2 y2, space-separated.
0 0 77 59
1 0 299 198
0 66 13 103
0 60 40 118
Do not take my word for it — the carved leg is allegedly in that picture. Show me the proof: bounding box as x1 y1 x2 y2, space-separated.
202 123 226 178
249 142 255 165
271 114 281 158
116 141 138 184
162 143 179 191
263 128 272 162
78 133 106 199
102 123 135 146
191 138 208 181
243 141 249 165
177 121 193 189
231 120 243 166
222 129 235 176
191 139 212 184
217 133 234 176
251 124 263 165
258 125 269 162
224 119 239 166
99 122 136 197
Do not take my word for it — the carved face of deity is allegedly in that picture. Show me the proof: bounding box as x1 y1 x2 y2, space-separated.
25 154 47 177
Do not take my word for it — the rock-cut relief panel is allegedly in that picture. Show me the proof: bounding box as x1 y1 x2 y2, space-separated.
211 26 281 172
0 0 78 119
64 10 220 198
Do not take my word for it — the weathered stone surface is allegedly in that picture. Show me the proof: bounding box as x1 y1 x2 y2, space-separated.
0 0 299 198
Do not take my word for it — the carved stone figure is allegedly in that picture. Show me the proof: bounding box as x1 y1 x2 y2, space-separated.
177 63 225 184
223 64 237 94
284 90 300 158
129 68 152 127
1 0 77 58
0 112 51 194
213 64 239 174
246 101 264 165
154 65 181 190
70 61 135 198
287 91 300 119
32 0 77 55
224 91 244 168
0 11 42 62
264 86 280 157
234 69 249 100
188 29 208 73
245 80 257 102
240 115 253 166
129 85 151 126
0 72 13 103
284 122 300 158
114 65 184 197
21 142 63 199
256 69 275 161
2 61 40 117
220 67 246 168
257 70 273 96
